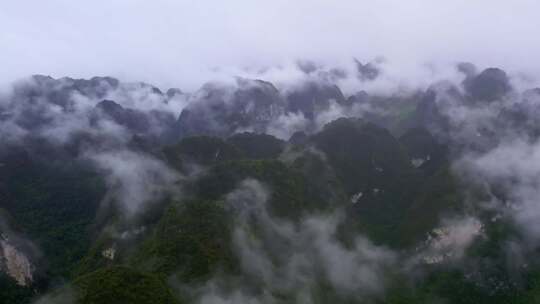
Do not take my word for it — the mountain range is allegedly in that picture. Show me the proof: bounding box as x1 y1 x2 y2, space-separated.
1 61 540 303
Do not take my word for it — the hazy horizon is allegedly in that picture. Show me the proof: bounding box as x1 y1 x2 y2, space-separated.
2 0 540 90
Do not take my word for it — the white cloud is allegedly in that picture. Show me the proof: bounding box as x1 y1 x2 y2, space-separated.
86 150 181 216
1 0 539 90
197 179 396 303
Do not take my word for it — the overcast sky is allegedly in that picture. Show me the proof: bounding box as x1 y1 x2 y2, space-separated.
1 0 539 90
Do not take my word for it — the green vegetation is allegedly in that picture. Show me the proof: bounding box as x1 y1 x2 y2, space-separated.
0 273 35 304
132 200 235 281
163 135 242 169
0 158 105 278
227 132 285 159
74 266 180 304
194 159 329 219
5 117 540 304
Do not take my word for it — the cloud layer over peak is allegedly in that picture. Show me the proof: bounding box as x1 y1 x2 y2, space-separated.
2 0 540 90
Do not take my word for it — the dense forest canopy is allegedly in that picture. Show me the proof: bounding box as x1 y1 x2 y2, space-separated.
1 61 540 303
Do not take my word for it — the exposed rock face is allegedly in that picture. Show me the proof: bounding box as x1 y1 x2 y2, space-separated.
420 218 483 265
102 247 116 260
176 79 285 137
411 156 429 168
0 235 33 286
350 192 363 204
286 81 345 120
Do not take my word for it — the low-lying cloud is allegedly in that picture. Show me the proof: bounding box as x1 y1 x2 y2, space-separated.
194 179 397 303
2 1 540 90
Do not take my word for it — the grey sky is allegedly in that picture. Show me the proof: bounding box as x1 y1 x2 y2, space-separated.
1 0 539 90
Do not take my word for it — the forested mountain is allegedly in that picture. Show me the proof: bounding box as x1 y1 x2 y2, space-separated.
2 62 540 303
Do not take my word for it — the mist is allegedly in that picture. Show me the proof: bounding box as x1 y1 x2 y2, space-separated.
2 0 540 90
3 1 540 303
